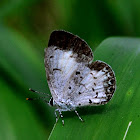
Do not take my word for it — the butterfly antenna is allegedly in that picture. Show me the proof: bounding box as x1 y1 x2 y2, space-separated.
29 88 50 97
26 96 49 101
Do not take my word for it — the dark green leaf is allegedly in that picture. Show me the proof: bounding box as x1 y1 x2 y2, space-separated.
49 37 140 140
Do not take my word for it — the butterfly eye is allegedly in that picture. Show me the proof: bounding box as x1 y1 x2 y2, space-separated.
49 97 54 106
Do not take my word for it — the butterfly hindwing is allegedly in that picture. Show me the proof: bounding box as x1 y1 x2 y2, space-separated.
71 60 116 107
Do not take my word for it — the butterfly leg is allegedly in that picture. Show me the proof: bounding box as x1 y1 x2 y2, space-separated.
58 110 64 126
54 109 58 123
75 110 84 122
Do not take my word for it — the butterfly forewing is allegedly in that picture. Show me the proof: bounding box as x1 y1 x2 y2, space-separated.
44 30 116 108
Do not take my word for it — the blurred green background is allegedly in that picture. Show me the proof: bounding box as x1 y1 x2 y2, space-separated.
1 0 140 139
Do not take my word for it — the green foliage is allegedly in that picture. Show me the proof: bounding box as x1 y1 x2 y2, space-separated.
1 0 140 139
0 25 54 139
49 37 140 140
0 79 47 140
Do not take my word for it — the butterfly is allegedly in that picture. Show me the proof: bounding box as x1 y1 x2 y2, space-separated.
28 30 116 125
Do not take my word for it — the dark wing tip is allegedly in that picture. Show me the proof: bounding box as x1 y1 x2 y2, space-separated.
48 30 72 48
48 30 93 62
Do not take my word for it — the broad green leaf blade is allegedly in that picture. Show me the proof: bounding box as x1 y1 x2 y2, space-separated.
0 79 47 140
49 37 140 140
0 25 54 139
106 0 140 36
0 25 45 89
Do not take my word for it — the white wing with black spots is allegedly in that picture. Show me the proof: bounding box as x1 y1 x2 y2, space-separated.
44 30 116 111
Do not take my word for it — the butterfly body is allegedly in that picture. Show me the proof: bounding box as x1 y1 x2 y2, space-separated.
44 30 116 124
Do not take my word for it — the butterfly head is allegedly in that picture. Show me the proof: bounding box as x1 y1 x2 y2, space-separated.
48 97 54 107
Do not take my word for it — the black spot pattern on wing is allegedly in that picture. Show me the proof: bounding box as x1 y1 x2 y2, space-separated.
76 71 80 75
90 60 116 103
89 99 92 104
89 61 107 71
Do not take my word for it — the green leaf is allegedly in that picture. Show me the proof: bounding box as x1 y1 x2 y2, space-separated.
0 24 55 139
0 78 47 140
49 37 140 140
